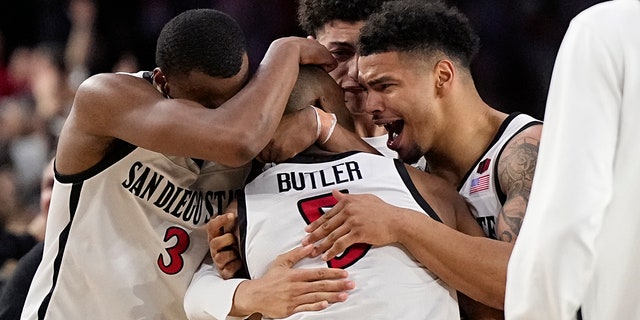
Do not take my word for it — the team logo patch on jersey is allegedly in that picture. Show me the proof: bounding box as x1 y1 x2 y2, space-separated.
477 158 491 174
470 175 490 194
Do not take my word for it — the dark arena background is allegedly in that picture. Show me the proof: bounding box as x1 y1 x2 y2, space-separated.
1 0 606 120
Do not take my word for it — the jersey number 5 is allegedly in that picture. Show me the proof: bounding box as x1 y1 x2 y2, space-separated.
158 226 190 275
297 191 371 269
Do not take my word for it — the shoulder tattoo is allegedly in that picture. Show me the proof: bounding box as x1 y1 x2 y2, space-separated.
496 135 540 242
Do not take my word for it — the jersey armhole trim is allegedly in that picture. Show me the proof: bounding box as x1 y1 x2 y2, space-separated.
37 181 83 318
394 159 442 223
55 140 137 184
494 120 543 205
236 190 251 279
457 112 522 191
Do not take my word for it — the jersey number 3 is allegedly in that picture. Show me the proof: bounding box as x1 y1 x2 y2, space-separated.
158 226 190 275
297 191 371 269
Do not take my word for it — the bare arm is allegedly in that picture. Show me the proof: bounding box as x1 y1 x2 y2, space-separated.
495 125 541 243
408 165 504 317
395 126 541 309
304 123 542 310
56 37 336 174
184 202 354 319
322 123 379 155
303 168 513 309
391 206 512 309
257 107 379 164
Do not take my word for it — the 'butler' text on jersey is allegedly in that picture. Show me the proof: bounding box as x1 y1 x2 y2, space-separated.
239 151 460 319
277 160 363 192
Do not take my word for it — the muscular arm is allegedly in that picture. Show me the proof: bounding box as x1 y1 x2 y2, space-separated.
183 201 354 320
304 165 512 309
302 124 543 309
257 107 379 164
56 37 336 174
496 125 541 243
392 208 512 309
398 126 541 309
322 124 379 155
402 165 509 312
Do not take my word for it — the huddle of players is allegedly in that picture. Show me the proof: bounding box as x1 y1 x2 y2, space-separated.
188 0 542 319
10 0 550 320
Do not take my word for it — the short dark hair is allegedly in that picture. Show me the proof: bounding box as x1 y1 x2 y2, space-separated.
297 0 391 37
155 9 246 78
358 0 480 68
286 65 353 132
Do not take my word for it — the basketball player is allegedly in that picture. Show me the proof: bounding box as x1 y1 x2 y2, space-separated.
257 0 391 162
302 0 542 312
208 0 432 283
256 0 433 169
184 65 488 319
506 1 640 319
210 0 386 279
19 9 350 320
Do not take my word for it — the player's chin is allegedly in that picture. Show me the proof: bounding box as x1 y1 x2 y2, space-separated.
398 148 423 165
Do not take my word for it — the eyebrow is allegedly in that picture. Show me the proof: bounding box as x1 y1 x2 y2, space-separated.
326 41 355 48
367 75 395 87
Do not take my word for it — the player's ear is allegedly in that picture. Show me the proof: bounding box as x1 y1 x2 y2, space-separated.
434 59 454 92
152 68 170 98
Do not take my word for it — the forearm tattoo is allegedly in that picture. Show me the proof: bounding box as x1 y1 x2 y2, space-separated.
497 135 539 243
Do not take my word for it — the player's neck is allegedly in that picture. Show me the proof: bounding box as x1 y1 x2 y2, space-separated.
299 145 339 159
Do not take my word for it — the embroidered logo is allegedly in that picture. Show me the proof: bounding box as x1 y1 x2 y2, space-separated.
477 158 491 174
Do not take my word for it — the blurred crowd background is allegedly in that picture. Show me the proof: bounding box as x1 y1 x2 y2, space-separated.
0 0 606 278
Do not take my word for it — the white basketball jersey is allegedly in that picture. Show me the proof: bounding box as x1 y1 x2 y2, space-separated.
458 113 541 239
238 151 459 319
21 73 251 320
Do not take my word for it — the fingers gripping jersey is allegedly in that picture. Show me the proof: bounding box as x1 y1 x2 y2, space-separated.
21 143 250 320
238 151 459 319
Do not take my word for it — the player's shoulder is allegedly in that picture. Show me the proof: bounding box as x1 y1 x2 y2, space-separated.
500 114 542 159
77 72 150 96
510 121 542 144
73 72 158 117
403 163 463 225
496 118 541 192
405 165 457 198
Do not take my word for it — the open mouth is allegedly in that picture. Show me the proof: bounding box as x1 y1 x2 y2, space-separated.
384 120 404 150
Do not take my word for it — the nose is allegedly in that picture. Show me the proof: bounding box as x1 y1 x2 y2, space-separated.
347 55 359 81
364 90 384 115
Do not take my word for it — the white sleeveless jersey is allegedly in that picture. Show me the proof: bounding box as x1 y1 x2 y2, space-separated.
458 113 541 239
21 73 251 320
238 151 459 319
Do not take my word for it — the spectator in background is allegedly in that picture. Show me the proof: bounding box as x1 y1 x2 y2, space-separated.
29 42 76 147
0 163 38 287
0 96 48 209
26 158 54 243
0 32 17 97
64 0 96 88
0 158 53 320
2 48 32 98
